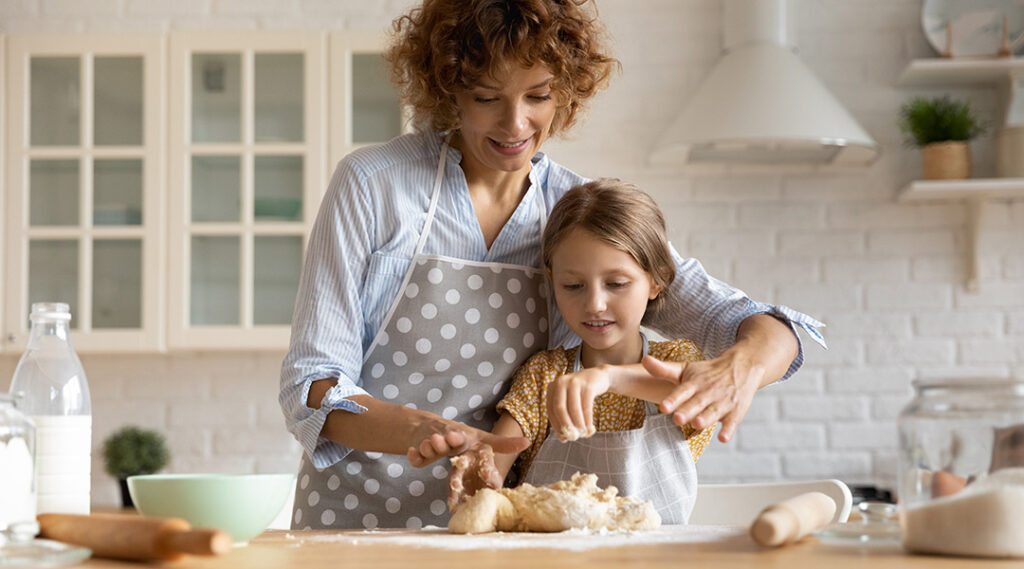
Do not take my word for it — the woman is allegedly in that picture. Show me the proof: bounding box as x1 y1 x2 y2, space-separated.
280 0 824 530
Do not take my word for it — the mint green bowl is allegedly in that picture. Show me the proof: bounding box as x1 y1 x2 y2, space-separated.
127 473 295 544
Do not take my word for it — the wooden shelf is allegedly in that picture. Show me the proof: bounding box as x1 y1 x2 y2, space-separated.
899 178 1024 293
898 178 1024 202
899 57 1024 87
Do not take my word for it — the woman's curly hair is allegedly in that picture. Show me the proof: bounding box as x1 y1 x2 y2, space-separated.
384 0 618 135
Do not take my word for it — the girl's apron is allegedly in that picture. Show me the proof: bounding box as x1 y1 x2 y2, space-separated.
522 335 699 524
293 144 550 530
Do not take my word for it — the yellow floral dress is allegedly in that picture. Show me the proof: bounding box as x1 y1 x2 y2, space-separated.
497 338 716 478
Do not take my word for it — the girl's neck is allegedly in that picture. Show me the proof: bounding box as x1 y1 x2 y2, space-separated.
579 331 645 369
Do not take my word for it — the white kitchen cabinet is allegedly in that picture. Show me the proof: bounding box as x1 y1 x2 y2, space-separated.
329 32 409 166
1 34 6 354
3 35 166 352
166 32 327 350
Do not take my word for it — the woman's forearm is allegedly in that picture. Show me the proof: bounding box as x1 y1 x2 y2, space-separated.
307 378 444 454
732 313 799 387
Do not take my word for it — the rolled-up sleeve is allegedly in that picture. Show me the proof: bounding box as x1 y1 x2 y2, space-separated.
279 159 374 470
643 244 826 381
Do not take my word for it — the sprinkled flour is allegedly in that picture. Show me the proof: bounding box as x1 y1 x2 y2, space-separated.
279 525 743 551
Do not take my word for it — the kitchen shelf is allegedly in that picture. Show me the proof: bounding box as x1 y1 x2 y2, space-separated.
898 59 1024 292
899 57 1024 86
898 178 1024 292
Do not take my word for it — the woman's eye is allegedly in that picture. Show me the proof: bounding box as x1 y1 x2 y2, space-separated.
474 96 497 103
530 94 552 101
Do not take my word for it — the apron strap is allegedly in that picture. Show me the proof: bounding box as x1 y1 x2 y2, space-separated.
413 143 450 259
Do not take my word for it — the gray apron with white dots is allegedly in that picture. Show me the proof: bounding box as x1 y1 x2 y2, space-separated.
293 144 550 529
522 337 699 524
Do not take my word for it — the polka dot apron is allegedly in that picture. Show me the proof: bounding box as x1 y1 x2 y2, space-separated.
293 143 550 529
522 335 699 524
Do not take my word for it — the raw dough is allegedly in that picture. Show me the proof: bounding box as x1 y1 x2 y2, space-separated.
448 467 661 534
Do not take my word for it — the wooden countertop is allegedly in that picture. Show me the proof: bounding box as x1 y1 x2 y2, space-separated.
70 526 1023 569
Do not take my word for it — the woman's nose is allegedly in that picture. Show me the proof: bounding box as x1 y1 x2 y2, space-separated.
500 101 528 134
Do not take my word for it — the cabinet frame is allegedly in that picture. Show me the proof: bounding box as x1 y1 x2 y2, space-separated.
167 31 327 350
3 34 166 352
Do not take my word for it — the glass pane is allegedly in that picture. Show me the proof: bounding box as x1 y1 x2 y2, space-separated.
94 56 143 146
29 240 79 329
352 53 401 144
94 159 143 226
31 57 80 146
191 155 240 222
254 53 303 143
254 155 303 221
192 53 241 143
254 236 302 325
191 236 239 326
93 239 142 328
30 160 79 226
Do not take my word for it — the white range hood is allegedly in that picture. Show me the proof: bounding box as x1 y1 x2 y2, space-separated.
650 0 879 167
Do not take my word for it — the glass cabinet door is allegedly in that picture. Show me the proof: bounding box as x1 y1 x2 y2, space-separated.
329 33 408 168
168 32 325 349
4 35 165 352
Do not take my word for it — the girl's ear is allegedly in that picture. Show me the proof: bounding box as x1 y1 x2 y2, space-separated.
545 267 553 282
648 283 663 301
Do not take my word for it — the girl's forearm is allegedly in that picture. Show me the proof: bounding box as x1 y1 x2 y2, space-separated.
600 364 679 403
491 413 526 480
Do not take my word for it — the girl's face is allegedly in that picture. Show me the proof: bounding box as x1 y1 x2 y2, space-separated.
548 228 663 366
452 64 558 178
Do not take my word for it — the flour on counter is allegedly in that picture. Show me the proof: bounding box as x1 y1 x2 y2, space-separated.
280 525 743 551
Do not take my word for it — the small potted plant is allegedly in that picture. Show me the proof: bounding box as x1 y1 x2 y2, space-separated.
898 95 986 180
102 426 170 508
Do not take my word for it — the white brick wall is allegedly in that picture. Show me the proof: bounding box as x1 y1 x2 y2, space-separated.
2 0 1022 505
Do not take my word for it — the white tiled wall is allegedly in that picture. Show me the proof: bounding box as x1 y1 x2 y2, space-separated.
3 0 1024 505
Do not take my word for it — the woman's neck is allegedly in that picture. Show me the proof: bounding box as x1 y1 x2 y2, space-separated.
579 332 646 369
451 134 533 249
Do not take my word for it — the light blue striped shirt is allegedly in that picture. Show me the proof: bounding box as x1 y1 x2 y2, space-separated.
280 131 825 469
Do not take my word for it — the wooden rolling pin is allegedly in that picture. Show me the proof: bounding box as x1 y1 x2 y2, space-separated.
749 491 836 547
37 513 233 562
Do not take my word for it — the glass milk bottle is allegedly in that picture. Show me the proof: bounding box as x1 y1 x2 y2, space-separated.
8 302 92 514
0 393 36 533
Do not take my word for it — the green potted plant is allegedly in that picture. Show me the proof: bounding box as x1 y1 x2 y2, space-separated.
102 426 170 508
898 95 986 180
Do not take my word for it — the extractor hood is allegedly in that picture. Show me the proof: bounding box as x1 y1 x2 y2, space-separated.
650 0 879 167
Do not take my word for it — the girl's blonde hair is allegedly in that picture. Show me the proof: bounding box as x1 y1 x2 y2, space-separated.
384 0 618 136
542 179 675 315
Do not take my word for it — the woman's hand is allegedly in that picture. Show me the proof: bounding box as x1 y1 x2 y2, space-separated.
545 367 615 442
447 444 502 510
406 424 528 468
642 353 762 443
646 314 799 443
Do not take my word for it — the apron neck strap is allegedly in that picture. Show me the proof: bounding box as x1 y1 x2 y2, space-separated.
413 143 450 259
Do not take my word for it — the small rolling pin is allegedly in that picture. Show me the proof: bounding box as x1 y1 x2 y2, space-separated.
749 491 836 547
37 513 233 562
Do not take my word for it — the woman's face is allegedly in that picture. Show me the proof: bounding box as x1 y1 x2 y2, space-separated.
453 64 558 177
548 228 662 366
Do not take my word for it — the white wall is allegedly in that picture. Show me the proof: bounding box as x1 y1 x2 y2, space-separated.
3 0 1024 506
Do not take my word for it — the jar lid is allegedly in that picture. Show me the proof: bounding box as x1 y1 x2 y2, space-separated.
912 377 1024 390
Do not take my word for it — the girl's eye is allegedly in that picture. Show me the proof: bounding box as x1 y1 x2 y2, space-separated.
562 283 583 291
607 282 630 289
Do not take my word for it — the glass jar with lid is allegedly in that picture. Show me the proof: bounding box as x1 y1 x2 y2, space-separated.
897 377 1024 558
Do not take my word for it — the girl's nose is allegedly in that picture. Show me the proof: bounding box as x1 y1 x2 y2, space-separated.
585 289 606 313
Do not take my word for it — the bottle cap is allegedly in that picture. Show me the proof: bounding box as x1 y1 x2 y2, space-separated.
29 302 72 321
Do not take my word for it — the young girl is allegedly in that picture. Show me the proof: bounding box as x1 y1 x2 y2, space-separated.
411 178 715 524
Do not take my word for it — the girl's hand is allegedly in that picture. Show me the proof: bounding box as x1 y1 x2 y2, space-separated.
447 444 502 510
643 351 763 443
406 425 528 468
545 366 615 442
